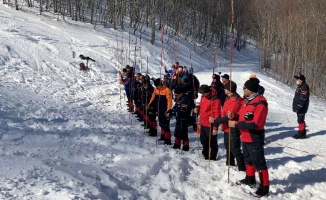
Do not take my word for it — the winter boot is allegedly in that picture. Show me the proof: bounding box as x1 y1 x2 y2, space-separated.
182 140 190 151
293 130 306 139
158 134 165 141
173 138 181 149
236 176 256 188
193 123 197 132
141 122 150 129
255 169 269 197
235 154 246 172
254 185 269 198
202 149 209 160
182 145 189 151
163 131 172 145
164 138 172 145
142 124 150 129
236 164 256 187
293 122 307 139
148 128 157 137
146 127 153 134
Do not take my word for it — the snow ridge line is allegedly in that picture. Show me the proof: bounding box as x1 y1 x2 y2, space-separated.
265 139 324 158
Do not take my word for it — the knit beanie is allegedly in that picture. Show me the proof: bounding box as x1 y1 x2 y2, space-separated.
244 78 260 92
212 74 220 80
225 81 237 93
198 84 211 94
154 78 162 87
221 74 230 80
174 87 186 94
294 74 306 81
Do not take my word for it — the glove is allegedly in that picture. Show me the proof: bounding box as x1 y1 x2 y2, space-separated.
165 109 173 119
244 112 254 121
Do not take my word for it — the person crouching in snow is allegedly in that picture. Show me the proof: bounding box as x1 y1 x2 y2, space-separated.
228 78 270 198
166 87 195 151
147 78 173 145
194 84 221 160
209 80 245 171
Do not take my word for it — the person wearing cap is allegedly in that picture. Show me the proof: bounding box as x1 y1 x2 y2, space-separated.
147 78 173 144
166 87 195 151
211 74 226 106
228 78 270 198
292 74 310 139
194 84 221 160
209 80 245 171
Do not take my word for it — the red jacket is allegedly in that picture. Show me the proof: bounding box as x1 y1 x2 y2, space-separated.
198 95 221 128
235 94 268 143
220 94 242 132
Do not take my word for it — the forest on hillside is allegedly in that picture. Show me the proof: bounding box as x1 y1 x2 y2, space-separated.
3 0 326 98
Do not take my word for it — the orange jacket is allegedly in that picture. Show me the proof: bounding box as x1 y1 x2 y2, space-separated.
148 86 173 112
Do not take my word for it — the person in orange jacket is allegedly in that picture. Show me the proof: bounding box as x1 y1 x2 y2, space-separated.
147 78 173 145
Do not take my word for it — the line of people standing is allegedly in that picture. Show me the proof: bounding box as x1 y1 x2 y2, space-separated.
179 71 270 197
119 62 200 149
120 64 311 198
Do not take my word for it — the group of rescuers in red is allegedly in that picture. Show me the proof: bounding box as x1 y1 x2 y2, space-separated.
119 61 310 198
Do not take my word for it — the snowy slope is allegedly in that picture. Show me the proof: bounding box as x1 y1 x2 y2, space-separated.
0 5 326 200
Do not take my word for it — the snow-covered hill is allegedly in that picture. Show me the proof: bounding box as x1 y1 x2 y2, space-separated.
0 5 325 200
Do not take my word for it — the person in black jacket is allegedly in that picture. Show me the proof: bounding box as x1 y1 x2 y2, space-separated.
166 87 195 151
292 74 310 139
142 78 157 136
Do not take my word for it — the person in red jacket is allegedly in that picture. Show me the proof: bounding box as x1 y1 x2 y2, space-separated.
209 80 245 171
194 84 221 160
228 78 270 198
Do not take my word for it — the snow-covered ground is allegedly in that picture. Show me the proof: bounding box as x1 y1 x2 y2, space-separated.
0 5 326 200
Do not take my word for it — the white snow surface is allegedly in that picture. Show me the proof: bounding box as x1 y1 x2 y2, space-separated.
0 5 326 200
